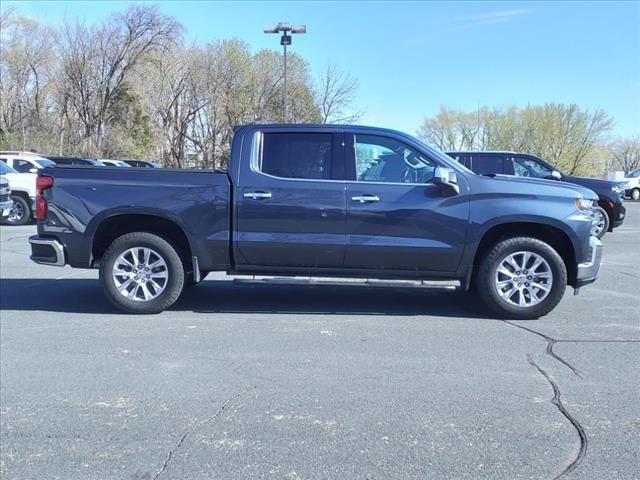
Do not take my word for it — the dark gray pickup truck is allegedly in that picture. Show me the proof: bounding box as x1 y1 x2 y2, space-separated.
30 125 602 319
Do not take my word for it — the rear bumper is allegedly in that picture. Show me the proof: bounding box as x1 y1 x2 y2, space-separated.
576 236 603 287
29 235 66 267
0 199 13 218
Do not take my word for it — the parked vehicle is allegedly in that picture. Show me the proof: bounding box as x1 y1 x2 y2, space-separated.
447 151 626 239
124 160 162 168
100 159 132 167
0 176 13 221
47 157 106 167
30 125 602 319
0 151 56 173
623 168 640 200
0 162 36 225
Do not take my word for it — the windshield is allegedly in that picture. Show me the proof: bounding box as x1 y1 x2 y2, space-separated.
0 162 18 174
36 159 56 168
628 168 640 178
512 156 556 178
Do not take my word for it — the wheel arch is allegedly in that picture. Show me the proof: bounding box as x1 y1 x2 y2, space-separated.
89 211 194 270
469 221 578 288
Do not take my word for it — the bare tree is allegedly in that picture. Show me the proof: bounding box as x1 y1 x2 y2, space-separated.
317 63 361 124
59 5 183 155
418 104 613 176
610 135 640 173
0 5 357 165
0 12 56 150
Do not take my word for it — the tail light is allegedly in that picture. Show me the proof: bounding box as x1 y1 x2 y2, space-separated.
36 175 53 220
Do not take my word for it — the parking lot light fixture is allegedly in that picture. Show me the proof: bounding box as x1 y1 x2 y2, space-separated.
264 22 307 123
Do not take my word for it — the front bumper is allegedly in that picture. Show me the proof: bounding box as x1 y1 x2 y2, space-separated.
29 235 66 267
576 236 603 287
0 199 13 218
610 201 626 229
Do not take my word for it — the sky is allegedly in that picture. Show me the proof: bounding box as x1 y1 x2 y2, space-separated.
5 0 640 137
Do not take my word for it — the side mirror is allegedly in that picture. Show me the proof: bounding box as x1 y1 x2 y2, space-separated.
29 168 38 173
551 170 562 180
432 167 460 195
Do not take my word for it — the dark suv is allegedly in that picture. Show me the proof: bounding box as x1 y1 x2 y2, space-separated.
47 156 105 167
447 151 626 239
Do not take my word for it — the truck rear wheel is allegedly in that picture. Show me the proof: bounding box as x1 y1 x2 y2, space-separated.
475 237 567 320
99 232 185 314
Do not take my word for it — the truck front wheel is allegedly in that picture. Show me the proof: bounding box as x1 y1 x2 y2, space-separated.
5 195 31 225
591 206 609 239
476 237 567 320
99 232 185 314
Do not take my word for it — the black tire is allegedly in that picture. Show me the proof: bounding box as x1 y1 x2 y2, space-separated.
5 195 31 225
99 232 185 314
475 237 567 320
591 206 609 239
632 188 640 201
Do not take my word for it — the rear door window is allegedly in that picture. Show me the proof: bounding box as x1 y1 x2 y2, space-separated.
13 159 33 173
260 133 334 180
470 155 505 175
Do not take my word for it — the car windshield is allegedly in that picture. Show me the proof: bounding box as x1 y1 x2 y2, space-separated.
0 162 18 174
36 159 56 168
513 156 556 178
628 168 640 178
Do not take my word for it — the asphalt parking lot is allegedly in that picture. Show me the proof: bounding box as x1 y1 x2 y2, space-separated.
1 203 639 480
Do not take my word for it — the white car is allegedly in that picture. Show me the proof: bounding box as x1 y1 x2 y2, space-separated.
624 168 640 200
0 162 36 225
99 159 132 167
0 151 56 173
0 176 13 221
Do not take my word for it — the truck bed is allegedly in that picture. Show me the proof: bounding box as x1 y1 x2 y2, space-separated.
38 166 231 269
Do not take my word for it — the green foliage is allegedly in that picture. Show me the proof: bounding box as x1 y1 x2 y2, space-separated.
103 83 155 159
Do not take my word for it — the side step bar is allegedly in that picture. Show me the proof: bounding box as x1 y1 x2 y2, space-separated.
231 276 460 291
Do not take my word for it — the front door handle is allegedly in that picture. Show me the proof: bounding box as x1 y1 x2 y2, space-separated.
351 194 380 203
243 191 272 200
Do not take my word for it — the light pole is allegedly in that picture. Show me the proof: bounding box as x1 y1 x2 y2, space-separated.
264 22 306 123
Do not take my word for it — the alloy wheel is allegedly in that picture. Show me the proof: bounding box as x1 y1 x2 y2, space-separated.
112 247 169 301
494 250 553 308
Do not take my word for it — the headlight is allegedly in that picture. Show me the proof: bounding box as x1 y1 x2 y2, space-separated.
612 184 625 195
576 198 596 211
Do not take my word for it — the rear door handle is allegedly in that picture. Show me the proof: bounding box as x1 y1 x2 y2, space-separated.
351 194 380 203
243 191 272 200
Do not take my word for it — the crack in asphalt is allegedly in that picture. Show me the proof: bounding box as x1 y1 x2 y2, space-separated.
152 388 252 480
503 321 583 378
0 234 30 244
527 355 588 480
501 323 638 480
